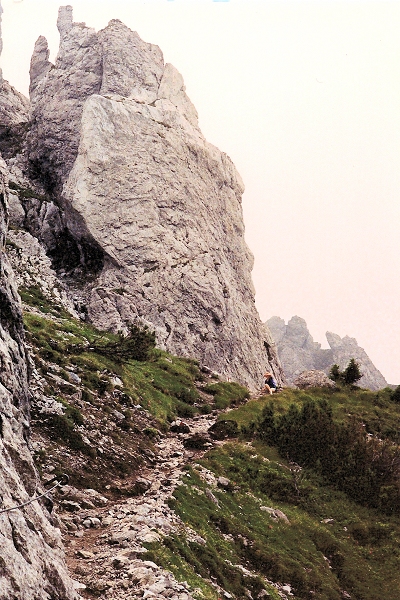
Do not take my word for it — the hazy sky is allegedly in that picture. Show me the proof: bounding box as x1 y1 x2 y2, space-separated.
1 0 399 383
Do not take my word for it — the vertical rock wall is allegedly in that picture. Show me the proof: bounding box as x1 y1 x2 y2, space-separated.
0 157 79 600
25 7 283 390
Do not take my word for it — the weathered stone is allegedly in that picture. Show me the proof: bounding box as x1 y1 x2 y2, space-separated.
61 500 82 513
170 421 191 434
76 549 94 559
293 370 336 390
267 316 332 385
183 433 212 450
216 477 230 489
326 332 387 391
24 7 283 391
267 316 387 391
0 79 29 128
205 489 219 505
0 158 79 598
129 477 152 497
260 506 290 523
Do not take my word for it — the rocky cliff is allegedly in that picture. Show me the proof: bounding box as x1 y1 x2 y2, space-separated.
267 315 387 391
4 5 283 390
0 157 79 599
325 331 388 391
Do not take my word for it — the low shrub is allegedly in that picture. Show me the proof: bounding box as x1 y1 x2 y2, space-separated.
255 400 400 513
208 419 239 440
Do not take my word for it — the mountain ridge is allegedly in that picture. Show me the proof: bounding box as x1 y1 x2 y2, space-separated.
267 315 388 390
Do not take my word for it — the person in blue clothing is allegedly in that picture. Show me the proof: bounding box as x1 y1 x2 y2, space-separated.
263 371 278 395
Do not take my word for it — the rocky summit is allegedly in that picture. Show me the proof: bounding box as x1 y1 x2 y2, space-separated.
267 315 387 390
2 5 284 391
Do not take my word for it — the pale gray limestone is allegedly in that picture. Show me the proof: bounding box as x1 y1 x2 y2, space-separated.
267 316 387 391
0 157 79 600
24 7 283 390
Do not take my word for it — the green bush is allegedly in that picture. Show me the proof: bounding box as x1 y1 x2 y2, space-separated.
175 401 196 418
255 400 400 513
329 359 362 386
44 414 88 453
208 419 239 440
391 385 400 403
204 381 249 409
69 324 156 362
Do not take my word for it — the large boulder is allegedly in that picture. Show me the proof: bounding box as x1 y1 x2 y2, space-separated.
293 370 336 390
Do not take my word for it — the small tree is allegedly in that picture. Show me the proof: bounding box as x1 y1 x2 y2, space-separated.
328 359 362 386
343 358 362 385
391 385 400 403
329 364 342 382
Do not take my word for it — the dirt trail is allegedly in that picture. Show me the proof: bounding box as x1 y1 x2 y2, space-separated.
60 412 220 599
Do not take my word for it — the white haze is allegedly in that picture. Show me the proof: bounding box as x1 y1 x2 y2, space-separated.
2 0 400 383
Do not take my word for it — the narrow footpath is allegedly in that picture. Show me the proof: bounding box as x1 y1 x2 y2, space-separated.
59 412 223 600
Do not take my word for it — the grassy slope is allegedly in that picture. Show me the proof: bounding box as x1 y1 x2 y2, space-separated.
144 390 400 600
146 442 400 600
20 286 400 599
226 387 400 443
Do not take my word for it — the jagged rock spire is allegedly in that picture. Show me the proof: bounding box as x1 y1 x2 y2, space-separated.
57 4 73 37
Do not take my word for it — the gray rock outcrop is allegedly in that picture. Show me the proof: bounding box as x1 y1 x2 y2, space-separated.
18 6 283 390
293 370 336 390
267 316 387 391
326 331 387 391
267 316 332 382
0 0 30 161
0 157 79 599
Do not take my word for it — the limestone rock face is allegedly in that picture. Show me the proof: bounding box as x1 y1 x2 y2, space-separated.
0 158 79 600
267 316 387 391
0 70 30 160
24 7 283 390
267 316 332 384
0 79 29 128
326 332 387 391
0 3 30 156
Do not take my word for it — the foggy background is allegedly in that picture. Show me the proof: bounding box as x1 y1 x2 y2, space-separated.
2 0 399 383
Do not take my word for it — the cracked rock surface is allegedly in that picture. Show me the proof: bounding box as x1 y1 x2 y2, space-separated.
267 315 387 390
0 157 79 599
24 6 283 391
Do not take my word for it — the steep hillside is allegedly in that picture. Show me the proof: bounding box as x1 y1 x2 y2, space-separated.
0 158 78 598
8 271 400 600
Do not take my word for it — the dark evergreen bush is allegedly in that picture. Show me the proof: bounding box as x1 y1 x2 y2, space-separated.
256 400 400 513
69 324 156 362
329 358 362 386
391 385 400 403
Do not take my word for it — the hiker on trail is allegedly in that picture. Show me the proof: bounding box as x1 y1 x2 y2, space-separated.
262 372 278 395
